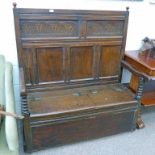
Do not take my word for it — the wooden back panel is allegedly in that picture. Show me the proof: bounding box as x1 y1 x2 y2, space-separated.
13 7 129 91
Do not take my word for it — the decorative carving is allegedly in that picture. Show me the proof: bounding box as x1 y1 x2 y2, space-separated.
21 95 29 115
87 21 124 36
21 21 78 37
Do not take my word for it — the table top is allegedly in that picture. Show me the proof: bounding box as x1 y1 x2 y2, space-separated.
125 50 155 72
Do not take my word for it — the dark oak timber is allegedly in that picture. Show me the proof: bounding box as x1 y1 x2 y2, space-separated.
13 5 144 153
125 50 155 105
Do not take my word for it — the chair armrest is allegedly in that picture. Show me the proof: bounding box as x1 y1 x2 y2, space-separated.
121 60 153 101
121 60 151 81
19 67 26 96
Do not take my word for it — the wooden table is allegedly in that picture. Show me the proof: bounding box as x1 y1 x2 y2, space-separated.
125 50 155 107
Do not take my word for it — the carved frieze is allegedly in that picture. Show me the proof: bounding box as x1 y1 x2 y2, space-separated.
87 21 124 37
21 21 79 38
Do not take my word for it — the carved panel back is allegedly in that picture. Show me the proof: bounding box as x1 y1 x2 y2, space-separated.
13 8 129 91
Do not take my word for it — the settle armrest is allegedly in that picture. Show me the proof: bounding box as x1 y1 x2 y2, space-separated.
19 67 26 95
121 60 151 81
121 60 152 102
121 60 151 128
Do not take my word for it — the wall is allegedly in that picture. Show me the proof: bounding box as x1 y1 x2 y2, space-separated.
0 0 155 114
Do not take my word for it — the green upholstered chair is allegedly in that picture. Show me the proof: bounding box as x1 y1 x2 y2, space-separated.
0 121 19 155
0 55 20 155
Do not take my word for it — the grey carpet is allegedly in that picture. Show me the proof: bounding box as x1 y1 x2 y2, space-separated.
23 107 155 155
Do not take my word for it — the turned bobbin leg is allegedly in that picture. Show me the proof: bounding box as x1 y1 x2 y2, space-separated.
135 76 145 129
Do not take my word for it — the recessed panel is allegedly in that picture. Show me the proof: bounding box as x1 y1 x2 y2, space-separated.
99 46 121 77
37 48 63 82
22 48 33 84
87 20 124 37
20 20 79 38
70 47 93 79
